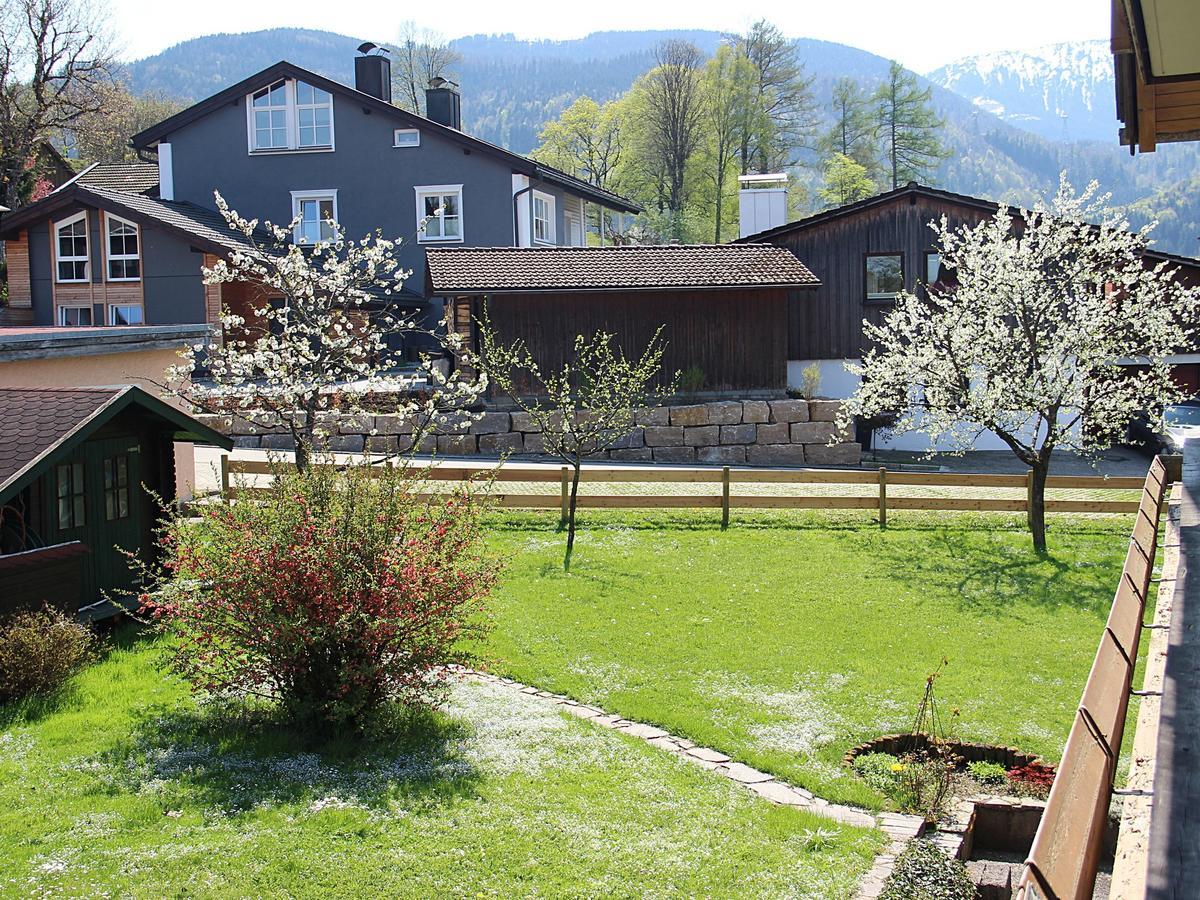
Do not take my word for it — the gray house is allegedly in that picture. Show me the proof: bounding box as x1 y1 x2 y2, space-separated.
0 52 640 335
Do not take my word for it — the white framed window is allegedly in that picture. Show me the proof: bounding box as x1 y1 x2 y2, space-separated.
105 213 140 281
415 185 463 243
55 213 89 282
532 191 556 244
394 128 420 148
58 305 92 326
290 190 338 245
108 304 144 326
248 79 334 153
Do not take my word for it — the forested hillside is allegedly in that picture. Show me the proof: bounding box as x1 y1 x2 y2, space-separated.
123 28 1200 256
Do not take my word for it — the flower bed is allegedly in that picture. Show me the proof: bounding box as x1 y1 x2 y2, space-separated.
843 733 1046 772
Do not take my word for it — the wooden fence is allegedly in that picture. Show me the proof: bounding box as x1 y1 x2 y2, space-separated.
1016 455 1178 900
222 458 1146 526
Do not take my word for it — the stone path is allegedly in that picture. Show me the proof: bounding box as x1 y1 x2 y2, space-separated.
466 669 924 899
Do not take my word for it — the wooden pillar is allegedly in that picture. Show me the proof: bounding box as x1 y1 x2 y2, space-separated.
879 466 888 529
722 466 731 530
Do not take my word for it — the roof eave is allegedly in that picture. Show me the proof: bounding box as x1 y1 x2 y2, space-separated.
432 282 819 295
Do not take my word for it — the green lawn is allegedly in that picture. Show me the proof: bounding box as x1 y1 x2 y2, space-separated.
478 510 1133 809
0 633 881 898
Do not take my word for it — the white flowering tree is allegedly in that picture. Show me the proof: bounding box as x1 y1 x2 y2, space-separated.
167 192 485 470
841 177 1200 552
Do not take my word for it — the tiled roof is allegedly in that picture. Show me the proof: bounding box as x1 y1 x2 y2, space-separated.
0 387 122 488
74 162 160 197
425 245 821 294
82 186 260 256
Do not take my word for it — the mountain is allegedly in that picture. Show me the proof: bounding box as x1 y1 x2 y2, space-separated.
925 41 1116 143
123 29 1200 257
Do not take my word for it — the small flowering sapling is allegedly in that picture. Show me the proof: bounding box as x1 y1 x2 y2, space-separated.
478 315 674 571
139 461 498 732
166 192 486 470
840 176 1200 552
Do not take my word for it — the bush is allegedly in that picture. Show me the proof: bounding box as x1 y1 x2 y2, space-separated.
879 839 977 900
142 460 499 732
854 752 904 794
967 760 1007 786
1006 762 1055 798
894 754 957 822
0 606 95 702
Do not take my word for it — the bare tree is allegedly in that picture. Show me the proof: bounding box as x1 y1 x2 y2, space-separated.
735 19 816 174
642 39 704 240
0 0 115 209
68 83 183 163
393 21 460 115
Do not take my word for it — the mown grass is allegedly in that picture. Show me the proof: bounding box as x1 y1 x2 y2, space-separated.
0 630 882 898
477 509 1135 809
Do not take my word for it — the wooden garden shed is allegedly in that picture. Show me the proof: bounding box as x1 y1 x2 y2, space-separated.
0 386 232 619
425 245 820 393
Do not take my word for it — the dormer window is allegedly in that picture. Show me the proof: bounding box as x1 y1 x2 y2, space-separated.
105 213 140 281
55 213 89 283
248 79 334 152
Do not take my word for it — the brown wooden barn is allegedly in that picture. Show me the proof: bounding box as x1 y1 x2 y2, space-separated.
0 386 231 620
425 244 820 394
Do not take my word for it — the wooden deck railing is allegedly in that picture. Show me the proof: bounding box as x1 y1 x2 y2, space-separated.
222 457 1146 525
1016 455 1178 900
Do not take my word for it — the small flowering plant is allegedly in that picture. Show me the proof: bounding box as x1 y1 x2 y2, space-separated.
140 459 499 732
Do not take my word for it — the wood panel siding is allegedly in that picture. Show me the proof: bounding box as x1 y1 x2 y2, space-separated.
203 254 222 323
464 287 788 392
4 233 31 308
768 194 992 360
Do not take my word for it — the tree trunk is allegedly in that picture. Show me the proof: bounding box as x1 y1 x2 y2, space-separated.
1028 460 1049 554
563 459 583 572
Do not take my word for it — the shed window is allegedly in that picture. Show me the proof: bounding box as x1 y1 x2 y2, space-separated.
103 455 130 521
106 214 140 281
249 79 334 152
415 185 463 242
865 253 904 302
533 192 556 244
55 214 88 282
56 462 85 530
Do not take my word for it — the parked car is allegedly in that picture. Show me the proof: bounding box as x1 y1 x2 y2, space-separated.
1129 398 1200 452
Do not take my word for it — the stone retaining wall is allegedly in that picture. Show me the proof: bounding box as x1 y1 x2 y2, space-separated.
198 398 862 467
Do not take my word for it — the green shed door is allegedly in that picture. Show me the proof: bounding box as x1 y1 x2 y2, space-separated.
48 436 143 608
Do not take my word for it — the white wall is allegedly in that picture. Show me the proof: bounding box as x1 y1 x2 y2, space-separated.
739 188 787 238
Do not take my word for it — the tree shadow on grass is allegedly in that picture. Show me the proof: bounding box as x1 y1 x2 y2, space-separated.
88 697 483 816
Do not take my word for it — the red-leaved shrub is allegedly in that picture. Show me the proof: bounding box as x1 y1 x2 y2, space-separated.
1006 761 1056 798
142 461 497 730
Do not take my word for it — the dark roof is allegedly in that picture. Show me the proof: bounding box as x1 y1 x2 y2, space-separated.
736 181 1200 270
0 386 232 504
425 244 821 294
70 161 160 197
130 60 641 214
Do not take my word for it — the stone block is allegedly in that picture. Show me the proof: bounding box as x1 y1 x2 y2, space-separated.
644 425 685 447
610 428 645 450
805 442 861 466
232 435 261 449
523 432 546 453
337 413 374 434
260 433 295 450
366 435 399 454
325 434 365 453
470 411 512 434
741 400 770 423
747 444 807 466
398 434 436 454
790 422 839 444
510 411 542 432
720 424 756 445
684 425 720 447
652 446 695 463
610 448 654 461
436 434 476 455
478 432 524 455
769 399 809 423
434 411 472 434
698 445 746 465
809 399 843 422
669 404 709 427
755 423 790 444
634 406 669 426
374 414 416 435
705 401 743 425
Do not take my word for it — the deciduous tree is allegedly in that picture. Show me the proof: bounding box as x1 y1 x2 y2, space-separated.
819 153 875 207
700 45 753 242
68 82 183 163
841 177 1200 551
640 39 704 240
734 20 816 175
392 21 460 116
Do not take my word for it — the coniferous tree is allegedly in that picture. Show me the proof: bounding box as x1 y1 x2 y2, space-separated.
821 78 877 173
873 61 948 190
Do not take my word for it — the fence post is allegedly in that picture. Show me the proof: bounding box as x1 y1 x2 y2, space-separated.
879 466 888 529
560 466 570 528
220 454 230 497
722 466 731 530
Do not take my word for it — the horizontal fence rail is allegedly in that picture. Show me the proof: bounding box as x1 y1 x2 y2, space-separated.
221 457 1147 525
1016 455 1178 900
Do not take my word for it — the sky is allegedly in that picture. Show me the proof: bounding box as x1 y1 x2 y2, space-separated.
110 0 1110 72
